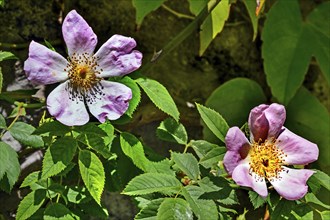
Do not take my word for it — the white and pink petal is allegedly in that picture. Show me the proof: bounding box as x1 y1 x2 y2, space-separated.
270 167 315 200
276 128 319 165
62 10 97 57
94 35 142 77
24 41 68 85
86 80 132 123
263 103 286 139
232 161 268 198
47 81 89 126
248 104 269 142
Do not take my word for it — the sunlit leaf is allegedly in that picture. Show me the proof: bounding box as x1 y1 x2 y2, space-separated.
262 0 330 104
136 77 180 121
44 203 75 220
196 103 229 143
0 142 20 192
157 198 193 220
0 51 17 61
9 122 44 147
199 0 231 55
16 189 46 220
20 171 41 188
122 173 181 196
78 150 105 205
135 198 164 220
243 0 259 40
172 152 200 180
42 137 77 179
156 118 188 145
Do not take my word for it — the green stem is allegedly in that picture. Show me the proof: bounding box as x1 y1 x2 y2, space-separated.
139 0 221 74
161 4 195 20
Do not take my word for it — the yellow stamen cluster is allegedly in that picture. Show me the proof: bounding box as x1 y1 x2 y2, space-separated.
249 139 287 181
64 53 104 103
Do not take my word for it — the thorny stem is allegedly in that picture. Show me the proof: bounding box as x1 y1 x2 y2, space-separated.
161 4 195 20
139 0 221 74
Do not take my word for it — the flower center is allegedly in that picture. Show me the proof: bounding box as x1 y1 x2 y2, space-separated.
249 139 287 181
64 53 104 103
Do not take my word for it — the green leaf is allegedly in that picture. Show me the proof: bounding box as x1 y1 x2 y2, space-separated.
0 142 20 192
190 140 220 159
16 189 46 220
0 51 17 61
77 199 109 219
133 0 166 27
196 103 229 143
136 78 180 121
199 0 231 55
262 0 330 104
42 137 77 179
242 0 259 41
309 170 330 191
120 132 151 172
199 146 226 168
172 152 200 181
0 67 2 93
34 120 70 136
271 199 296 220
135 198 165 220
205 78 266 127
188 0 208 15
156 118 188 145
9 122 44 147
66 186 91 204
248 190 267 209
181 185 218 220
320 211 330 220
305 193 330 209
20 171 41 188
122 173 182 196
44 203 75 220
286 87 330 172
77 132 112 159
157 198 193 220
78 150 105 205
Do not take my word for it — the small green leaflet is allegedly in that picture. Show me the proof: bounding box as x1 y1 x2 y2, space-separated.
44 203 75 220
157 198 193 220
199 146 226 169
20 171 41 188
136 77 180 121
42 137 77 179
122 173 182 196
262 0 330 104
0 142 20 192
196 103 229 143
16 189 46 220
135 198 164 220
78 150 105 205
243 0 259 41
0 51 17 61
172 152 200 181
248 190 267 209
133 0 166 27
156 118 188 145
9 122 44 147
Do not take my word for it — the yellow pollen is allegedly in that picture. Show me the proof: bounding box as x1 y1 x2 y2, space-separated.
249 139 287 181
65 52 101 91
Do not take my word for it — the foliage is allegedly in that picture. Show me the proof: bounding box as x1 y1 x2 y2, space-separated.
0 0 329 219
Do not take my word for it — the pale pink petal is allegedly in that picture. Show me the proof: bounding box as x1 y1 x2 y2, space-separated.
94 35 142 77
264 103 286 139
224 127 251 175
270 167 315 200
62 10 97 57
47 81 89 126
276 128 319 165
225 127 250 151
232 161 268 198
24 41 68 85
86 80 132 122
248 104 269 142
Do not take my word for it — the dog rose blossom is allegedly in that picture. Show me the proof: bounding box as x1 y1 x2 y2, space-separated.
24 10 142 126
223 103 319 200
